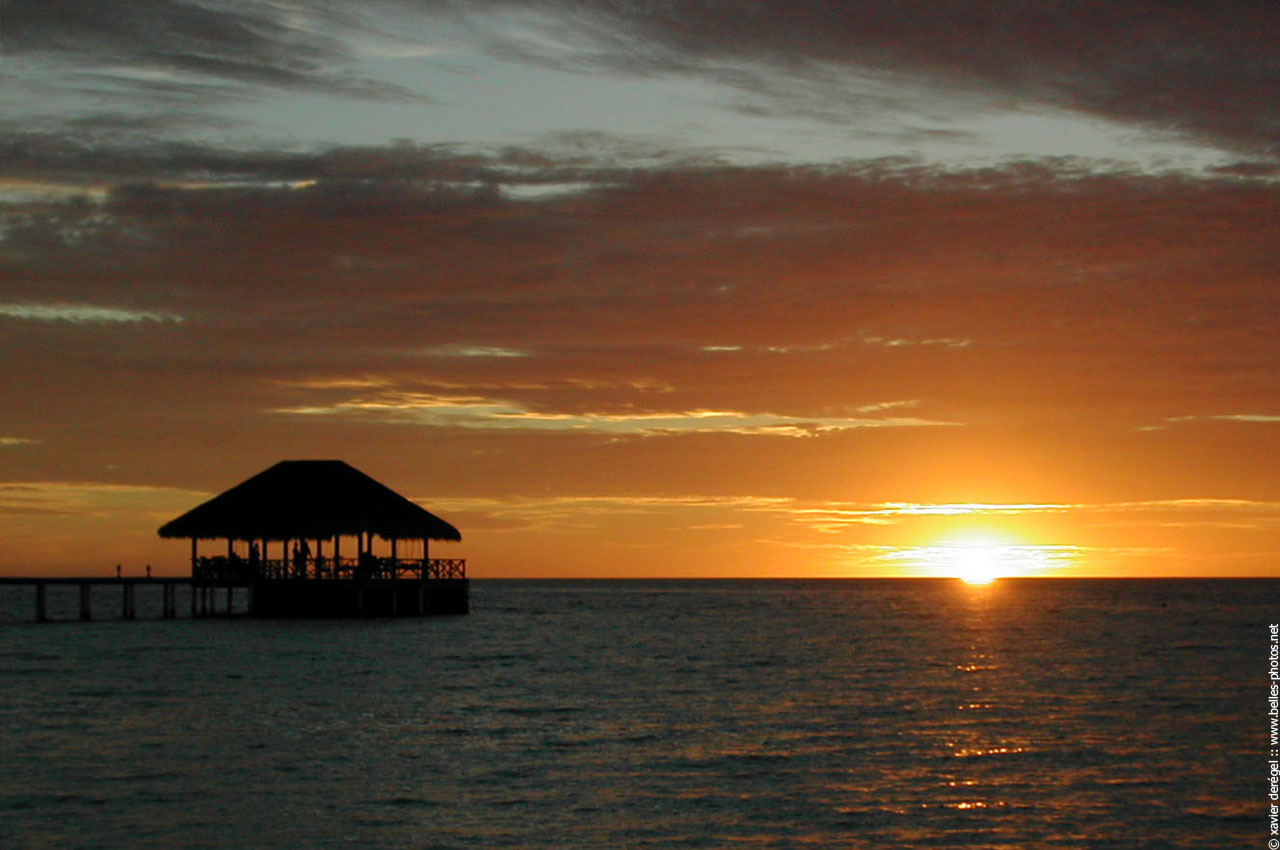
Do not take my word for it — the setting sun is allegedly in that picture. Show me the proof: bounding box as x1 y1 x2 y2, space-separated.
950 540 1006 584
884 532 1078 581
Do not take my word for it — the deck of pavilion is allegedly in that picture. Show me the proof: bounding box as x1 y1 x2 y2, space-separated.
158 460 468 617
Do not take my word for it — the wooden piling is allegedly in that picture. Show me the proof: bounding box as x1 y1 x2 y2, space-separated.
80 584 92 621
122 583 136 620
35 582 46 623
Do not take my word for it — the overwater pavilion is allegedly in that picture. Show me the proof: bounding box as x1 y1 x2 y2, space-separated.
158 460 467 616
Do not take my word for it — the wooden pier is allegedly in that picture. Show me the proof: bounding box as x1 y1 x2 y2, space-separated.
1 576 206 623
0 568 468 623
2 461 472 623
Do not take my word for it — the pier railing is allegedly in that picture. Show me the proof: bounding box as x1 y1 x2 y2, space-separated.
193 556 466 583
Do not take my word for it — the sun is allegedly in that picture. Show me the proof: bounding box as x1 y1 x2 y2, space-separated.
889 531 1069 582
949 541 1005 584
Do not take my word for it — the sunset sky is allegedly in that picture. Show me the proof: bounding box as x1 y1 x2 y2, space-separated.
3 1 1279 578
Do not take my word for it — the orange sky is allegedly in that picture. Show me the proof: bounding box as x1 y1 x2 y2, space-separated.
3 2 1279 577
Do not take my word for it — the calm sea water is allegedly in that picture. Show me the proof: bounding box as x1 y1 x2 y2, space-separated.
0 579 1273 849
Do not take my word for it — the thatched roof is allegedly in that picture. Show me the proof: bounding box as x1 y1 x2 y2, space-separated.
157 460 461 542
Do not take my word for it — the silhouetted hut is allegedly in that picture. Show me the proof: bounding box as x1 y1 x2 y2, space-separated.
158 460 467 616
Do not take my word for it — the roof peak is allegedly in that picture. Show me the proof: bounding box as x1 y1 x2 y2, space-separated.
158 460 461 542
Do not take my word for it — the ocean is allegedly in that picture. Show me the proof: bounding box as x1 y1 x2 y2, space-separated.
0 579 1273 849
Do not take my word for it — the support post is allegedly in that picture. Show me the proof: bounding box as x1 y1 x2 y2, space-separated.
35 582 47 623
226 586 233 616
122 583 136 620
80 584 92 621
163 583 175 618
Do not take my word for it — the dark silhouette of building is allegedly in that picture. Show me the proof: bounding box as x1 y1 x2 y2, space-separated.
158 460 467 616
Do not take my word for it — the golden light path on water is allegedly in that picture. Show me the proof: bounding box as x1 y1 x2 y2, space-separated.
883 532 1081 583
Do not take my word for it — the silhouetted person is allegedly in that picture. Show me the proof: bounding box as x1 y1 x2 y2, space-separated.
294 540 312 578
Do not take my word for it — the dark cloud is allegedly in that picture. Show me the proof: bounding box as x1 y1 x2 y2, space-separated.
0 132 650 188
426 0 1280 154
10 2 1277 155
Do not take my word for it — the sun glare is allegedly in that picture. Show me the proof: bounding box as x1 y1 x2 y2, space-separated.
951 542 1004 584
884 532 1076 582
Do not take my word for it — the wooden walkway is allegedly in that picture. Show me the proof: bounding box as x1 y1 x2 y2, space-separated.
0 577 215 622
0 573 469 621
